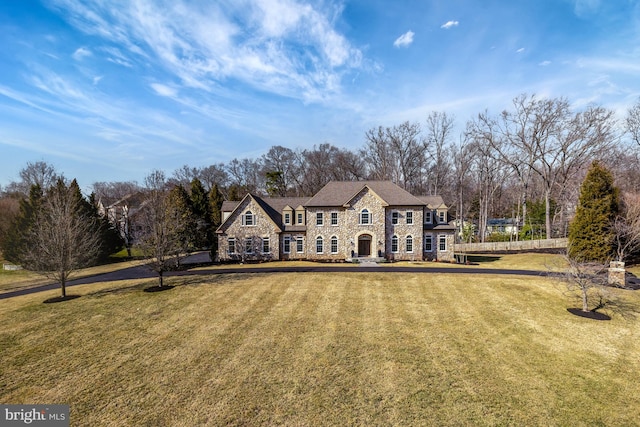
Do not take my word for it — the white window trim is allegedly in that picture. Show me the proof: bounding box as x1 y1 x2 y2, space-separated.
406 235 413 253
424 235 433 252
391 210 399 225
406 211 413 225
438 235 448 252
296 237 304 253
316 236 324 254
297 212 304 225
359 208 371 225
284 212 291 225
228 238 236 254
242 211 256 227
425 211 432 224
391 235 399 253
283 236 291 254
245 238 253 254
330 236 338 254
330 211 339 226
316 212 324 226
438 211 446 224
262 237 270 254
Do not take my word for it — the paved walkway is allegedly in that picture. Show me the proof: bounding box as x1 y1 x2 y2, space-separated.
0 252 551 300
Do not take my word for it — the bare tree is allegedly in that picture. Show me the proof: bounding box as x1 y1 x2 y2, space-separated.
562 254 610 313
425 111 454 196
613 193 640 263
20 180 102 299
199 163 229 193
136 170 184 288
626 98 640 146
6 161 61 196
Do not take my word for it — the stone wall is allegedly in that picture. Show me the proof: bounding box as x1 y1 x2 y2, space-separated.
385 206 424 261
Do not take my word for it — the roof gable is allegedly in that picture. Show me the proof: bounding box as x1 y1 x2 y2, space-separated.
305 181 426 207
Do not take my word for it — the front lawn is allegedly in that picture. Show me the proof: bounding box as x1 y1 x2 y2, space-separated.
1 272 639 425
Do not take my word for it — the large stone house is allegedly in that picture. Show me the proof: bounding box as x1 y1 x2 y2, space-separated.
216 181 455 262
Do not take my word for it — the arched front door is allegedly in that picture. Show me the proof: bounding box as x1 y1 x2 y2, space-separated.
358 234 372 257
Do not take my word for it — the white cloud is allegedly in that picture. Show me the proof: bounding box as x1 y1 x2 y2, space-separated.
393 31 414 48
51 0 363 103
441 20 459 29
92 75 103 85
150 83 177 98
539 60 551 66
516 47 525 53
72 46 92 60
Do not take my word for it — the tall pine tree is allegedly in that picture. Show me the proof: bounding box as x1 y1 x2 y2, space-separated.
568 161 620 262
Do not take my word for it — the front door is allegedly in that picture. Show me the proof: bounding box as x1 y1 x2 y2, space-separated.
358 235 372 257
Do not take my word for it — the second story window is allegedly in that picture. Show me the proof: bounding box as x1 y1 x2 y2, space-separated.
242 210 254 226
331 212 338 226
392 211 399 225
438 211 446 223
297 212 303 225
406 211 413 224
360 209 371 225
284 212 291 225
316 212 324 226
425 211 432 224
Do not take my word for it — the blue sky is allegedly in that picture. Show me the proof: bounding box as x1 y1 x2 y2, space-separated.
1 0 640 190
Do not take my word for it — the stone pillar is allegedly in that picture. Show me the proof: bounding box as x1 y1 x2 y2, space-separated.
608 261 626 286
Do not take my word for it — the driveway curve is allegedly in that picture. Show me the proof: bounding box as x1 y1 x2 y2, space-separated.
0 255 552 300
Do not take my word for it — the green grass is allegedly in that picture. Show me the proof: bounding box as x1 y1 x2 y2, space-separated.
1 272 640 426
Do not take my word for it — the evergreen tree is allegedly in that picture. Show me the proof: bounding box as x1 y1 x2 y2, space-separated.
190 178 211 248
1 184 43 263
208 184 224 260
568 161 620 262
167 184 197 260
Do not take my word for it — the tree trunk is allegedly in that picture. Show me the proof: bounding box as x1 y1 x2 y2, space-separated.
545 190 551 239
581 286 589 312
60 273 66 297
159 271 164 287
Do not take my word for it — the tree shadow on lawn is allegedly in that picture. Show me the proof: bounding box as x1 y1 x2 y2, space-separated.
566 307 611 321
466 255 502 264
43 295 81 304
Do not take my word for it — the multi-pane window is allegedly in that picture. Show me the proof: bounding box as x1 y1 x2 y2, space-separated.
438 211 446 223
228 238 236 254
439 235 447 251
330 236 338 253
262 238 270 254
242 210 254 226
284 213 291 225
406 211 413 224
360 209 371 225
406 235 413 253
331 212 338 226
316 212 324 226
424 235 433 252
391 235 399 253
283 236 291 254
316 236 323 253
392 211 399 225
296 237 304 253
245 238 253 254
425 211 432 223
297 212 303 224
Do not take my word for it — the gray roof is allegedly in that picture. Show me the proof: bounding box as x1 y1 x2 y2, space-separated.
220 196 310 232
305 181 426 207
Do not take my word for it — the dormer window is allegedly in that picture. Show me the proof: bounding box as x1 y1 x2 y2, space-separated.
284 212 291 225
425 211 432 224
438 211 446 223
297 212 304 225
242 210 254 226
360 209 371 225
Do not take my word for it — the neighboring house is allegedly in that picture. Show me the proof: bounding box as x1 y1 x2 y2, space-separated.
96 193 147 249
216 181 455 262
486 218 519 237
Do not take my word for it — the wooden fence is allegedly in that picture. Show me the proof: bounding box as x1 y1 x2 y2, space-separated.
454 238 568 253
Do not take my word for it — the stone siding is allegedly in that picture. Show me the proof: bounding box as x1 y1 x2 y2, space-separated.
218 197 280 261
385 206 424 261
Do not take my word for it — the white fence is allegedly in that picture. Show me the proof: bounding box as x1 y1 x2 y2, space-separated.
454 238 568 253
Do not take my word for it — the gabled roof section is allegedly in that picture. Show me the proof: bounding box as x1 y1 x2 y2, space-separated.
417 195 447 210
217 195 310 233
305 181 426 207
